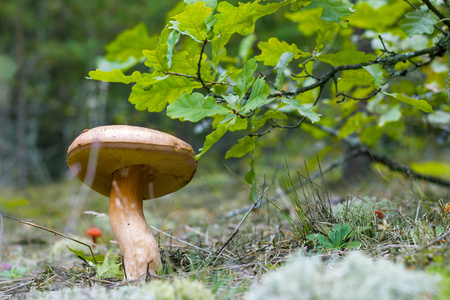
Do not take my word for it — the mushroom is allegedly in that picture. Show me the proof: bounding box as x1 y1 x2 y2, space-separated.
86 227 102 244
67 125 197 279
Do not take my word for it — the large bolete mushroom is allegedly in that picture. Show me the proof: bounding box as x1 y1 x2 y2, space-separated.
67 125 197 279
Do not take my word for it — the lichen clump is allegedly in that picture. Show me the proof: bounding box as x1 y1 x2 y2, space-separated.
245 252 440 300
23 278 215 300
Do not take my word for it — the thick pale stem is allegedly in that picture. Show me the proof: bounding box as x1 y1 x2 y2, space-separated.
109 164 161 279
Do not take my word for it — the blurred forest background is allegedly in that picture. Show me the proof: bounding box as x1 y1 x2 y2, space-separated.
0 0 185 189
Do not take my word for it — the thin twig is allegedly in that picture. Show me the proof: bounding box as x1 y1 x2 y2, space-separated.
197 39 211 93
249 86 324 137
311 124 450 188
2 215 97 264
336 88 382 103
164 71 231 86
378 35 395 55
268 37 449 99
210 186 269 266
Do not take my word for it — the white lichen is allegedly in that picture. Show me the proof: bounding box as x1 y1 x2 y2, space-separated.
245 251 440 300
22 278 215 300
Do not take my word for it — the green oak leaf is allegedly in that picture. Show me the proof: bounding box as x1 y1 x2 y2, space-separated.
130 76 200 112
360 126 384 148
348 1 410 31
291 0 313 11
256 38 308 66
222 93 240 109
319 51 376 66
88 69 142 84
184 0 217 10
338 112 373 139
104 23 158 63
95 56 137 72
239 34 257 62
243 77 271 113
197 123 228 159
379 105 401 126
274 52 294 90
96 252 123 279
214 0 288 36
306 0 355 23
285 8 323 37
315 18 340 51
220 113 248 131
167 92 229 122
66 246 104 265
143 44 170 72
339 65 384 88
251 110 288 131
363 65 384 88
211 33 231 67
225 136 255 159
399 10 439 38
234 58 258 100
170 2 213 42
167 30 180 68
383 92 434 114
281 98 321 123
171 52 214 82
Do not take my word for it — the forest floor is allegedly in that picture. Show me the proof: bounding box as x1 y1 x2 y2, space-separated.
1 157 450 299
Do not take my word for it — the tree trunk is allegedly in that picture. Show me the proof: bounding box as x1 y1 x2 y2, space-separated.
15 0 27 189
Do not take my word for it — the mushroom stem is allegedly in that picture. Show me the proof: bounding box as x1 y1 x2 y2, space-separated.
109 164 161 279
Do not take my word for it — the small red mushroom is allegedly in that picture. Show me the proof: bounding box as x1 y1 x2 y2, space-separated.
86 227 102 244
374 210 384 219
445 204 450 214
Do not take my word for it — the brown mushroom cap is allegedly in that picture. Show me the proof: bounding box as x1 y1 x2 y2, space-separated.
67 125 197 199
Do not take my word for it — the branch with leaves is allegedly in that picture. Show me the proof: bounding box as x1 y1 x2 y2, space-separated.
87 0 449 170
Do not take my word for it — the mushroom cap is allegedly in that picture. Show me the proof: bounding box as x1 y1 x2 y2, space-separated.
86 227 102 238
67 125 197 199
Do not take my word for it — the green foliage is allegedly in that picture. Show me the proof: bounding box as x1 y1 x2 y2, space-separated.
171 2 213 42
383 92 434 114
88 0 447 178
213 1 288 36
95 252 123 279
280 98 321 123
307 224 361 250
0 266 28 280
66 246 104 265
104 23 158 64
67 247 122 279
306 0 354 23
399 10 439 38
256 38 308 66
167 92 229 122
